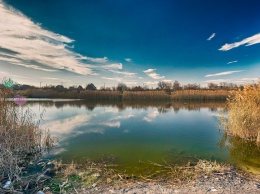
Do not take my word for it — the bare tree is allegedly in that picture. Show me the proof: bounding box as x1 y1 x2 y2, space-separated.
117 83 128 91
173 80 181 90
208 83 218 89
158 81 172 90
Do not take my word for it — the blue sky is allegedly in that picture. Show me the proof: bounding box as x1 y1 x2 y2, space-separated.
0 0 259 88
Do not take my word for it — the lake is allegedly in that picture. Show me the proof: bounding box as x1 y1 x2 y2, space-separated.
24 100 260 175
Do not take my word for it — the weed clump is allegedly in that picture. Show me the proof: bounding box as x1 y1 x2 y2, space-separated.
0 87 53 192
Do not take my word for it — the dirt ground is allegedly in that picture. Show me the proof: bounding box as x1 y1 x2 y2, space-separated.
85 170 260 194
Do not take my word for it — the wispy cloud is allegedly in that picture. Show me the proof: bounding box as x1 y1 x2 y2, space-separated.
81 56 108 63
0 71 34 79
125 58 132 62
144 81 158 85
148 73 165 79
143 69 165 79
240 78 259 81
0 2 104 75
143 69 156 73
227 60 238 64
102 77 122 82
41 77 60 80
205 70 244 77
124 81 137 85
41 77 70 82
204 79 230 83
42 114 90 141
101 121 120 128
162 79 172 82
102 63 123 70
219 33 260 51
109 70 136 78
207 33 216 41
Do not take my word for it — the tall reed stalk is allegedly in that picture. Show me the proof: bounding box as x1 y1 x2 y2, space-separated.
225 81 260 142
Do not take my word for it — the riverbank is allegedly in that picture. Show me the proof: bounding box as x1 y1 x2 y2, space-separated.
15 159 259 194
6 88 232 101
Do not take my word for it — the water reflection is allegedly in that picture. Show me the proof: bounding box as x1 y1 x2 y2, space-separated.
221 135 260 173
24 100 259 174
27 100 227 111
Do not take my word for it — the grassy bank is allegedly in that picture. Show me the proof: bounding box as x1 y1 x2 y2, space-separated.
11 88 232 101
0 87 52 192
223 82 260 142
171 89 232 101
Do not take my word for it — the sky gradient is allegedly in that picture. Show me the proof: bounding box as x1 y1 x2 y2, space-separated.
0 0 259 88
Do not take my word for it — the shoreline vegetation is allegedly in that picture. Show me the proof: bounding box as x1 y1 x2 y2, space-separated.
5 88 232 101
221 81 260 143
1 78 239 101
1 81 260 193
0 88 54 193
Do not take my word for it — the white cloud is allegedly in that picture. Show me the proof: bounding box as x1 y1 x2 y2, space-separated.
143 110 159 122
0 2 105 75
101 121 120 128
124 81 137 85
162 79 172 82
227 60 238 64
109 70 136 78
207 33 216 41
240 78 259 81
102 63 123 70
143 68 165 79
102 77 122 82
42 114 90 141
143 69 156 73
0 71 33 79
144 81 158 85
41 76 70 82
219 33 260 51
125 58 132 62
148 73 165 79
204 79 230 83
41 77 60 80
115 114 134 120
205 70 244 77
81 56 108 63
7 61 58 72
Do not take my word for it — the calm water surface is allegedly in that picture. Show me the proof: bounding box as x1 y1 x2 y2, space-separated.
25 100 260 175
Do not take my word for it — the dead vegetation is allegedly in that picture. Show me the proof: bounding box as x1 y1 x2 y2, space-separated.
171 89 233 101
0 87 53 192
221 81 260 142
37 159 237 193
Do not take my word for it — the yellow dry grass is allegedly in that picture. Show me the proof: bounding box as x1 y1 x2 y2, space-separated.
171 89 232 101
226 81 260 142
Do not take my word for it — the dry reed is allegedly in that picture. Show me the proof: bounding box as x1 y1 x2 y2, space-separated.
123 91 170 100
15 88 233 101
171 89 232 101
0 87 53 191
225 81 260 142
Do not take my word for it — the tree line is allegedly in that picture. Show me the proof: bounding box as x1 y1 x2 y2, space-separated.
1 79 245 92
